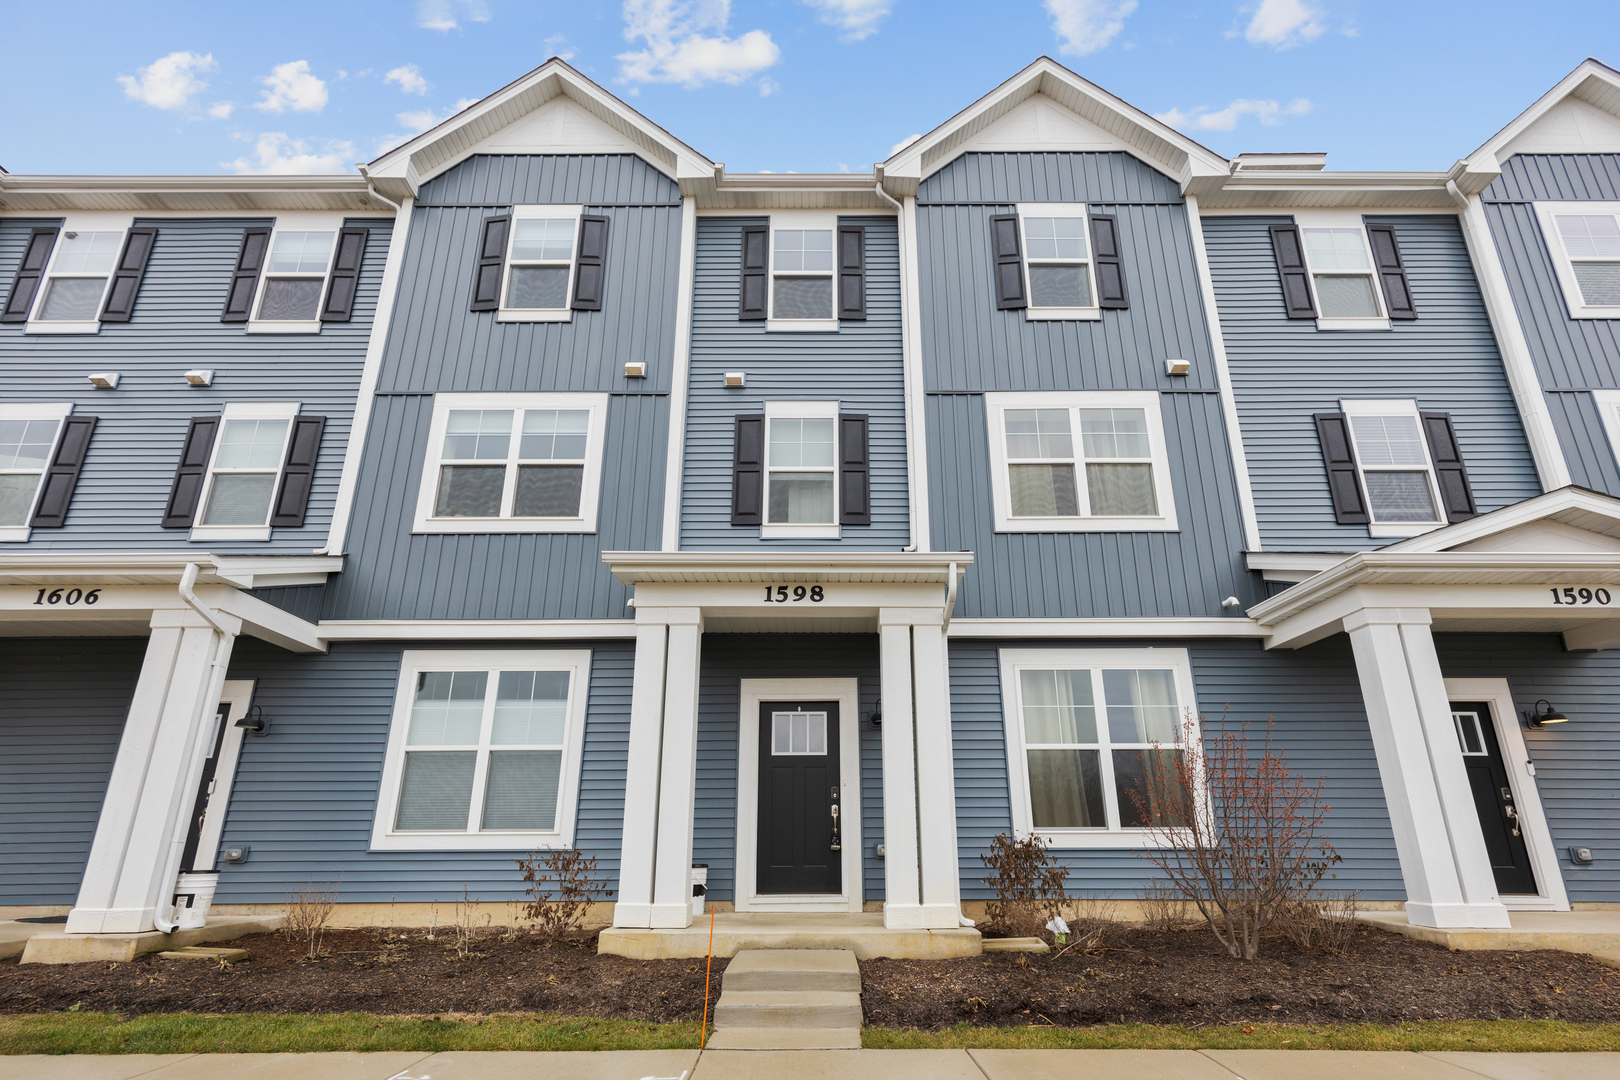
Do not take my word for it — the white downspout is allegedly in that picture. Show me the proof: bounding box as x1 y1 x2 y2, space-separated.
660 196 699 552
875 181 927 553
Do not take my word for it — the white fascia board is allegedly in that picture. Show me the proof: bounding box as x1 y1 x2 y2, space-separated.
1464 59 1620 173
1245 552 1352 573
602 550 974 585
210 555 346 588
212 588 325 653
316 619 638 640
0 174 386 213
1377 487 1620 554
947 617 1264 638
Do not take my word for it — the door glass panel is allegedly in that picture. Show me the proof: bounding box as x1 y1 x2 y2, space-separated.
1453 711 1487 755
772 711 827 755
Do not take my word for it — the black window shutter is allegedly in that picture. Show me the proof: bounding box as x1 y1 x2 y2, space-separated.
990 214 1027 310
839 413 871 525
220 227 270 323
319 228 369 323
1269 224 1318 319
99 228 157 323
731 414 765 525
469 214 510 312
1314 412 1370 525
738 226 768 320
2 227 59 323
837 226 865 320
161 417 221 528
269 416 327 528
1421 411 1476 521
1365 224 1417 321
29 416 97 528
1089 213 1129 309
571 214 609 311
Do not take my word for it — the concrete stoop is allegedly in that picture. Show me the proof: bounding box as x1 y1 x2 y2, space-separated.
16 915 283 965
1358 909 1620 968
706 949 863 1050
599 911 982 960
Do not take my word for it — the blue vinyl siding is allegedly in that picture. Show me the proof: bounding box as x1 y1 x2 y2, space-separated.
1204 213 1541 550
0 638 144 905
0 216 391 554
1544 391 1620 493
679 216 909 550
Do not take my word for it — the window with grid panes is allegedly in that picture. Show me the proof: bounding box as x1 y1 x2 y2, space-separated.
257 231 335 321
771 229 834 319
36 232 123 322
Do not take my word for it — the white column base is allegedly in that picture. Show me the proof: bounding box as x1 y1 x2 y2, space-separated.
64 906 157 935
648 902 695 929
611 902 655 929
1406 901 1513 929
917 903 962 929
882 903 925 929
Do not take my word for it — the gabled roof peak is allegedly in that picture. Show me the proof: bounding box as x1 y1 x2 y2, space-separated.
1462 57 1620 179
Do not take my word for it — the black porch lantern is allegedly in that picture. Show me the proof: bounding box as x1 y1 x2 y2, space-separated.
235 705 271 736
1521 699 1569 728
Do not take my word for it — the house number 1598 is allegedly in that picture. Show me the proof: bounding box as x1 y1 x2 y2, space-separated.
764 586 824 603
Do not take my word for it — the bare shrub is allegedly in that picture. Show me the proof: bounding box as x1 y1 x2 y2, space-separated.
1139 881 1196 932
450 885 490 960
283 878 338 960
517 848 614 942
1128 713 1340 960
1055 894 1117 952
980 832 1069 943
1276 890 1362 954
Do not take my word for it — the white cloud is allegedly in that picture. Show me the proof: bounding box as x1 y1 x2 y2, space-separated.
394 97 481 137
1045 0 1137 56
1243 0 1325 49
225 132 356 174
544 34 578 61
253 61 329 113
888 133 921 157
617 0 781 89
384 64 429 95
1154 97 1312 133
418 0 491 31
117 51 216 110
803 0 891 42
208 101 234 119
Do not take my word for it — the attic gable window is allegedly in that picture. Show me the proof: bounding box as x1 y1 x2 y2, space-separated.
1539 203 1620 319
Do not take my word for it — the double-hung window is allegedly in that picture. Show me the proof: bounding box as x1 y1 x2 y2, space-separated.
985 391 1177 532
1340 399 1446 533
413 393 607 534
14 213 143 334
1019 204 1099 318
253 230 335 326
765 212 838 331
372 650 590 851
497 205 583 322
1284 212 1392 329
0 403 73 541
1538 202 1620 318
1001 648 1199 847
764 400 839 538
190 403 301 541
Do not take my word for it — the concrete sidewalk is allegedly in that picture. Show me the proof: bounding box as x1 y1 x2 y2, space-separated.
4 1049 1620 1080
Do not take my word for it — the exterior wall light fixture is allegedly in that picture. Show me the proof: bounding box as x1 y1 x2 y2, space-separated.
184 370 214 386
1521 699 1569 728
724 372 746 388
235 705 272 736
868 698 882 727
1165 358 1190 376
87 372 120 389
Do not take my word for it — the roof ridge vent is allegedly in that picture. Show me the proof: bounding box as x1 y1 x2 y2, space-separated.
1232 152 1328 172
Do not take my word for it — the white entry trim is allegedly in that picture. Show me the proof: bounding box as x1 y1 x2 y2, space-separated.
1443 678 1570 912
191 680 255 872
735 677 862 914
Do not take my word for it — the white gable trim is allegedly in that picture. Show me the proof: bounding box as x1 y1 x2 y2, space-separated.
1464 59 1620 176
1379 487 1620 554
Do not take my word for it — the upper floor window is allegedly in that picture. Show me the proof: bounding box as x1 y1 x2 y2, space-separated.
772 228 834 321
1314 399 1476 538
1302 228 1383 320
159 402 326 542
467 206 607 322
412 393 607 534
256 230 335 323
1538 202 1620 319
37 232 123 323
989 204 1127 320
1269 213 1415 328
221 215 369 333
729 402 871 539
0 402 96 542
737 212 865 331
985 391 1177 533
3 214 158 334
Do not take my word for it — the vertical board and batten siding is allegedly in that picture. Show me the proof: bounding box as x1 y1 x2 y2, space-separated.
949 637 1404 901
1203 214 1541 550
327 154 682 621
0 638 145 904
211 638 633 903
1433 633 1619 903
679 217 908 550
1482 155 1620 496
0 217 391 553
691 634 884 904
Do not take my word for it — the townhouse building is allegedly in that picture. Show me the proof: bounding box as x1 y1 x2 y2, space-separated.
2 57 1618 960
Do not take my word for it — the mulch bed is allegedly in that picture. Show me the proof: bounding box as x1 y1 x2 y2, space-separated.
2 923 1617 1028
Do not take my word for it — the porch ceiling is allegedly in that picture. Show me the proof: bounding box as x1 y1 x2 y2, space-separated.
603 551 974 586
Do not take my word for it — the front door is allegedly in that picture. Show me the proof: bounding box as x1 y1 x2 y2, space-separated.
1450 700 1537 896
757 701 842 895
180 702 232 872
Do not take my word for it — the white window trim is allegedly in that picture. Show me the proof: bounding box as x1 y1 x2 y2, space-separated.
246 213 349 335
1340 398 1446 539
985 390 1178 533
189 401 301 543
766 210 839 333
761 399 841 539
0 401 74 543
412 392 607 534
1293 210 1391 331
1536 201 1620 320
1592 390 1620 472
372 649 590 852
495 204 582 323
1000 647 1201 849
24 213 135 335
1017 202 1101 321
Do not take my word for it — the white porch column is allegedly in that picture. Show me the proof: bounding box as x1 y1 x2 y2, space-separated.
1344 608 1511 929
648 607 703 928
611 618 669 928
68 607 240 935
878 610 923 928
911 615 962 928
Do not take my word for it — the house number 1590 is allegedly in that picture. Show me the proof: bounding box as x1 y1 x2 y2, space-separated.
1550 587 1610 605
764 586 824 603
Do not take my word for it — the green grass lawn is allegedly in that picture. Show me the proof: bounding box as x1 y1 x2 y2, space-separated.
4 1013 1618 1054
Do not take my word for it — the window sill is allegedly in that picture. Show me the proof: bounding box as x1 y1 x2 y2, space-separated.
191 525 272 542
25 321 100 335
246 320 321 334
766 319 838 333
1024 308 1101 321
1316 317 1390 331
413 517 597 534
1032 828 1191 850
994 516 1179 533
1568 305 1620 320
0 526 31 543
371 831 572 852
497 309 573 323
1368 522 1444 539
761 523 841 539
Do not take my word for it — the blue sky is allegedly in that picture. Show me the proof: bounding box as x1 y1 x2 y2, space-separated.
2 1 1617 177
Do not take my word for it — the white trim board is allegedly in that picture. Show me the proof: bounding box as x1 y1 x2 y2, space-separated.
735 677 863 913
191 680 255 872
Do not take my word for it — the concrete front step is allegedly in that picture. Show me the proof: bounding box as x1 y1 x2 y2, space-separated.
713 989 863 1029
722 948 860 992
705 1027 862 1050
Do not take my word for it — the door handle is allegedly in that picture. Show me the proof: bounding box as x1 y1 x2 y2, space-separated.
830 787 841 851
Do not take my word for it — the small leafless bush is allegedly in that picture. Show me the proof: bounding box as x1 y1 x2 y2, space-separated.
283 878 339 960
451 885 491 960
517 848 614 942
980 832 1070 943
1276 890 1362 954
1139 881 1196 932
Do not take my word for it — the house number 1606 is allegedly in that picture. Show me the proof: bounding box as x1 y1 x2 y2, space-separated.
764 586 824 603
33 588 100 606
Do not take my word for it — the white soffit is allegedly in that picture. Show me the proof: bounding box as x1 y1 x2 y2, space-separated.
1464 58 1620 177
466 98 651 161
949 94 1139 159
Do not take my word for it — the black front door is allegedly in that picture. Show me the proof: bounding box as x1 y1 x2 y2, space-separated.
1450 700 1537 896
180 703 232 872
757 700 841 895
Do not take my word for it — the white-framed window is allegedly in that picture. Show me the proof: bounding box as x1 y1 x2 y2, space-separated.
985 391 1177 533
0 402 73 542
23 213 135 335
372 649 590 852
1340 398 1446 538
412 392 607 534
246 213 348 334
763 399 840 539
1018 203 1100 321
190 402 301 542
1000 647 1200 848
1293 211 1389 330
497 205 583 323
1537 202 1620 319
767 211 837 332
